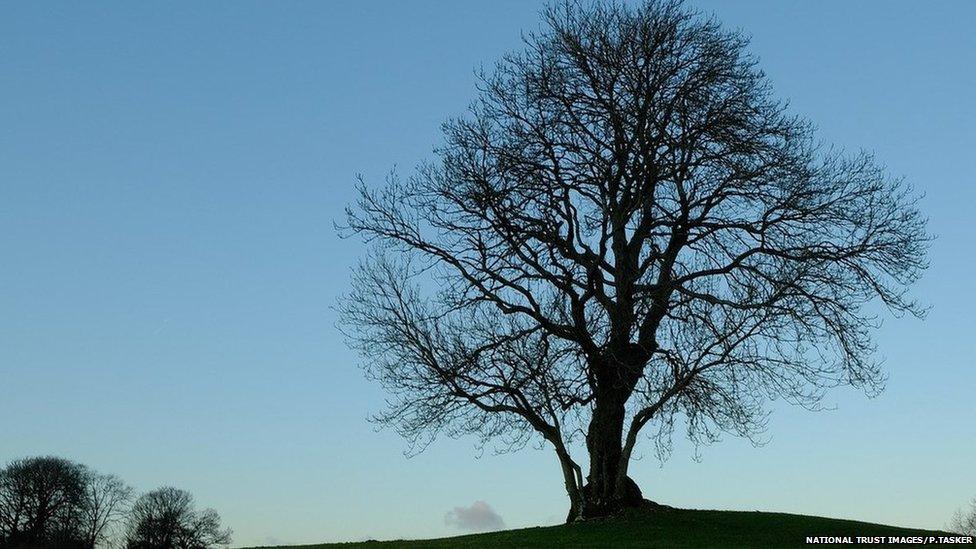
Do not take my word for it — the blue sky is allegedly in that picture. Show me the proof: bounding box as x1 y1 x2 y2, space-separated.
1 1 973 546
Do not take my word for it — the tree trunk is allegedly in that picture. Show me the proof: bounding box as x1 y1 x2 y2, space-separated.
555 446 584 523
579 390 644 519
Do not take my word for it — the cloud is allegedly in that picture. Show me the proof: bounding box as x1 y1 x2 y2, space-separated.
444 501 505 532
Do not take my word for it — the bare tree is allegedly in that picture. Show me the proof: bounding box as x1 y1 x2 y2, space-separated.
950 498 976 536
0 456 87 547
124 487 231 549
340 0 929 521
0 457 135 548
80 471 133 549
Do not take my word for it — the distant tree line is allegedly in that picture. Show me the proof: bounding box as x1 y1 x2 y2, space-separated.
0 456 230 549
951 498 976 536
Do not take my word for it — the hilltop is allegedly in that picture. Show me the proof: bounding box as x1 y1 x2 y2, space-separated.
244 507 966 548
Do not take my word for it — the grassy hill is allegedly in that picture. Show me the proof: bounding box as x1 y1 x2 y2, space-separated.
243 507 966 548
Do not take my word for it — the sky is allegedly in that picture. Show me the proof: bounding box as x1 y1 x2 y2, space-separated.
1 1 974 546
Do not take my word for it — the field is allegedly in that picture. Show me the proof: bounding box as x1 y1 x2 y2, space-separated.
244 507 965 548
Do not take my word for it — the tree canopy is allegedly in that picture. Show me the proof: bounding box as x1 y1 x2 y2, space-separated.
340 0 928 520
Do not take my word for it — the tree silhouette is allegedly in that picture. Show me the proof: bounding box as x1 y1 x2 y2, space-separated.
340 0 929 520
124 487 231 549
950 498 976 536
0 456 87 548
0 456 135 549
79 471 133 549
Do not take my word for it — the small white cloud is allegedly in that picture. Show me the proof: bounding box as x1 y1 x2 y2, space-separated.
444 501 505 532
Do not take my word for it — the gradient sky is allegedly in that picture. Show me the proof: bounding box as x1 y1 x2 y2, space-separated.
1 1 974 546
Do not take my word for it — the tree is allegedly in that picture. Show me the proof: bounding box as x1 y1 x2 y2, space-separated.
340 0 928 521
124 487 231 549
0 456 87 548
0 457 134 549
79 471 134 549
950 498 976 536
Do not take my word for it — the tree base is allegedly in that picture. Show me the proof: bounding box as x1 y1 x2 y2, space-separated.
567 476 669 523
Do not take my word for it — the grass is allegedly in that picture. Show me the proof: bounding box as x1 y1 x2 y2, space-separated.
243 507 966 548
